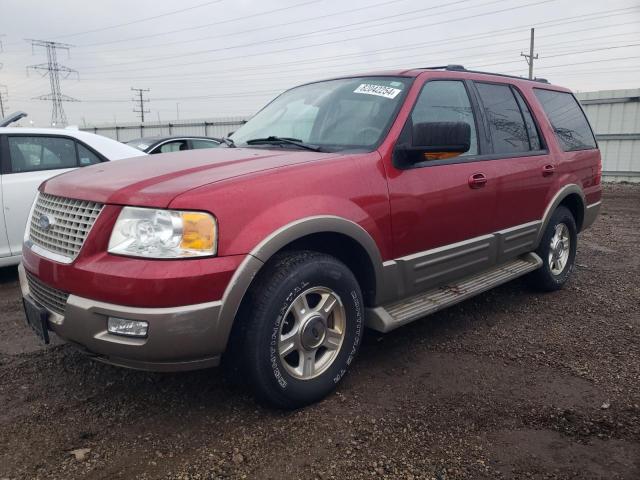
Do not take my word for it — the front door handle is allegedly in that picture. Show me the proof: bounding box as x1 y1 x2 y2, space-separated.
542 164 555 176
468 172 487 189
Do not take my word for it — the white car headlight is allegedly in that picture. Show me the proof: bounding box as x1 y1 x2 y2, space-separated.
108 207 217 259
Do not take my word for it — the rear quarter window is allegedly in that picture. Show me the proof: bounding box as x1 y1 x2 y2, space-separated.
533 89 597 152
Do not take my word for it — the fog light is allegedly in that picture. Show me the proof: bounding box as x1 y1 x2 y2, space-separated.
107 317 148 337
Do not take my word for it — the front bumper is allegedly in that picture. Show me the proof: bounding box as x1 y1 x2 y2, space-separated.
19 264 223 371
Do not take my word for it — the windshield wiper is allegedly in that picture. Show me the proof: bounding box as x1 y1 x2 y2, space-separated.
245 136 321 152
220 137 236 148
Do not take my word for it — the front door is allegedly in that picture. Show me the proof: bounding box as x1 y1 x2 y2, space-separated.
386 79 500 296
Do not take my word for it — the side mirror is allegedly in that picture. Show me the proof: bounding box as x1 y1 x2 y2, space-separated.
398 122 471 163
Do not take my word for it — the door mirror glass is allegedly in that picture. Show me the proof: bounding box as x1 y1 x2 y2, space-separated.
394 80 478 167
399 121 471 163
413 121 470 153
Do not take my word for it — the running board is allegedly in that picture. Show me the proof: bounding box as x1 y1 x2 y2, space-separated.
366 252 543 333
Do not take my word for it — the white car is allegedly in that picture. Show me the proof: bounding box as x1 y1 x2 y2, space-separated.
0 127 145 266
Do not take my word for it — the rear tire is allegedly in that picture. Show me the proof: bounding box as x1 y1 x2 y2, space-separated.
231 250 364 409
528 206 577 291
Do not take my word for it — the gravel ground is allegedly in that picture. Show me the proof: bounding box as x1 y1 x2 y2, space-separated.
0 184 638 480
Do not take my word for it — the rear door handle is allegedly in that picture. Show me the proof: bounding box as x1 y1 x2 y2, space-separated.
468 173 487 189
542 164 555 176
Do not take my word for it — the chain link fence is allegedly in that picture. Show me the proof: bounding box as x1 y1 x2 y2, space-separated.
81 116 248 143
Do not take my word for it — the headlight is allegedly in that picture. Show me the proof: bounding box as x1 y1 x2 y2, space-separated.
108 207 217 259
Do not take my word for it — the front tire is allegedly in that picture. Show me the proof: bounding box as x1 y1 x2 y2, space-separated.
235 251 364 409
528 206 577 291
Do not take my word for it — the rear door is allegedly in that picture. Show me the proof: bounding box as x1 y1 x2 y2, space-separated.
472 81 553 261
386 79 500 295
1 135 78 255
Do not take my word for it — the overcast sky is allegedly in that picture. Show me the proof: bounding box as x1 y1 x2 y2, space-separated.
1 0 638 127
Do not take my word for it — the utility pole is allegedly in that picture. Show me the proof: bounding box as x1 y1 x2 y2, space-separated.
520 28 538 80
0 85 7 118
0 35 7 118
131 87 150 122
26 39 79 126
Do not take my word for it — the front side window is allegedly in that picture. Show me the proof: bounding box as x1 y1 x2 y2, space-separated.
156 140 188 154
191 139 220 149
8 136 77 173
230 76 412 151
409 80 478 156
475 83 530 154
534 89 597 152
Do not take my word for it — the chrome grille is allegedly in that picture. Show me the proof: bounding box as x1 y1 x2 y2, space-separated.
26 271 69 316
29 193 103 261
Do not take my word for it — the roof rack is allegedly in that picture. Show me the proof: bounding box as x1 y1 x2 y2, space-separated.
420 65 550 83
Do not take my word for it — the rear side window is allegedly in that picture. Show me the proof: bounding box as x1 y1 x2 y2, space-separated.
8 136 77 173
190 139 220 149
77 144 102 166
512 88 542 150
534 89 597 151
475 83 530 154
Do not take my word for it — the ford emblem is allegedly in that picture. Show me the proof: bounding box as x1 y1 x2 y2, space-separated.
38 214 55 232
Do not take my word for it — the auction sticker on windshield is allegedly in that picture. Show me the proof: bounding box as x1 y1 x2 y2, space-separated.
353 84 402 99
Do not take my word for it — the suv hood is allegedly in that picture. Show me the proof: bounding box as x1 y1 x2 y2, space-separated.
42 147 339 207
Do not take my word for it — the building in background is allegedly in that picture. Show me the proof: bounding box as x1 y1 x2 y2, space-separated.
577 89 640 183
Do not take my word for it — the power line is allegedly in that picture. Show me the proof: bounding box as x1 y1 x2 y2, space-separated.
3 0 226 47
492 54 640 74
80 3 636 77
79 22 640 85
71 0 469 56
26 39 79 126
472 43 640 70
14 44 640 106
131 87 150 122
79 0 554 71
72 0 323 49
55 0 222 39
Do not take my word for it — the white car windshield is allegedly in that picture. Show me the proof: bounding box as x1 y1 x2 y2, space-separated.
231 76 412 152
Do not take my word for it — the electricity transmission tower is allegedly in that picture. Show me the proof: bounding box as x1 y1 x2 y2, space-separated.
131 88 150 122
520 28 539 80
27 39 79 126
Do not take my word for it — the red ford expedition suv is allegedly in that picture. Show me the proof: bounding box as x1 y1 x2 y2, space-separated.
20 66 601 408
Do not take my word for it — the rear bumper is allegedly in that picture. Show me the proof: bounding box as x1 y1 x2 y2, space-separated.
582 201 601 231
19 263 223 371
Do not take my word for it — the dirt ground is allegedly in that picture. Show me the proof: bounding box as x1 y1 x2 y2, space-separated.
0 184 638 480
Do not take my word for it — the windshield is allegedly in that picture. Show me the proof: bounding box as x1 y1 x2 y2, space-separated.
230 76 412 152
126 139 151 151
